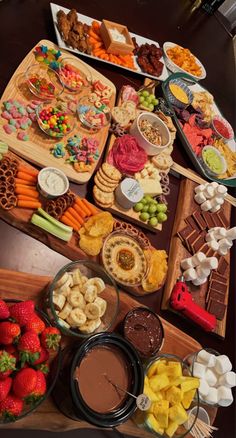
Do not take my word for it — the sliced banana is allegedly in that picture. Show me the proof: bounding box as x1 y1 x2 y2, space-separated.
85 302 100 320
79 318 101 334
67 291 86 309
84 285 97 303
72 269 82 286
94 297 107 317
52 293 66 311
71 285 83 294
56 277 73 296
84 277 105 294
57 318 70 329
58 302 72 319
55 272 69 288
81 275 88 284
66 308 86 327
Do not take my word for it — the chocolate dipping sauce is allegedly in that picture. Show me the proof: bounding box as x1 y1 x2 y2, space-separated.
75 345 130 413
124 308 164 358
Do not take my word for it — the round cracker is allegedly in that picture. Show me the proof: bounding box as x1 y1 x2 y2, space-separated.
102 163 121 181
93 185 115 204
94 175 116 193
96 171 118 188
98 168 118 184
95 200 114 209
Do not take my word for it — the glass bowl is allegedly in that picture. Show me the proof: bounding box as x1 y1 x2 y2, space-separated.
211 115 234 141
36 102 75 138
77 95 111 130
57 57 92 93
166 78 193 110
25 64 64 100
45 260 119 339
133 353 199 438
0 299 61 424
201 145 227 177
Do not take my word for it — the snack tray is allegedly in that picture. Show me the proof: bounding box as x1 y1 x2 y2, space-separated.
50 2 169 82
162 73 236 187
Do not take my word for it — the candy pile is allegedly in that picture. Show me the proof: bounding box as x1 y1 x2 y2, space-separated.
28 75 55 99
78 101 110 129
191 349 236 406
181 252 218 286
66 135 99 172
51 142 66 158
205 226 236 256
91 80 113 105
194 182 227 213
33 45 62 70
37 106 73 137
59 62 89 91
1 99 40 141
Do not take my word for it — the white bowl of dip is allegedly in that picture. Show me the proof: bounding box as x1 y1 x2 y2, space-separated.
38 167 69 198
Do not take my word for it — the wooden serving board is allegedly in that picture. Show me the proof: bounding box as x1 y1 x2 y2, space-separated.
0 39 116 184
161 178 231 339
0 268 217 435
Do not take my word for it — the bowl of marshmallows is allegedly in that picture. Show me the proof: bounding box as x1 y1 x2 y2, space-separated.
186 348 235 407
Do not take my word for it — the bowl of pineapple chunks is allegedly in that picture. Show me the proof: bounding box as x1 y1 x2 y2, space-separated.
137 354 200 438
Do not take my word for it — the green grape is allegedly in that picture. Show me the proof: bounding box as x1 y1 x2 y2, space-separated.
142 90 149 97
141 197 147 205
143 100 150 107
142 205 149 212
140 212 150 221
145 195 153 202
149 217 158 227
146 95 153 103
134 202 143 212
148 104 154 111
156 204 168 213
150 94 156 101
139 96 145 103
148 204 157 214
156 212 168 223
153 98 159 106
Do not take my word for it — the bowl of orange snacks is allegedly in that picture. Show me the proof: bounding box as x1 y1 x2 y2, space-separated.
163 42 206 82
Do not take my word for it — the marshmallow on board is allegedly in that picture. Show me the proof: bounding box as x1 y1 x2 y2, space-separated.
194 181 227 213
180 253 218 285
205 226 236 256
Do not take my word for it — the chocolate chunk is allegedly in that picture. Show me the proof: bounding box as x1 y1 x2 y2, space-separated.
192 234 207 253
186 230 200 253
207 289 225 303
210 280 227 294
201 211 216 229
211 212 222 227
217 257 229 276
185 215 200 230
217 210 229 228
210 271 227 284
201 243 210 255
192 210 207 230
207 299 226 320
177 225 194 242
205 247 216 258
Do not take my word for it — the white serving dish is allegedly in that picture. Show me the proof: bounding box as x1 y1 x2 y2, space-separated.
38 166 69 198
163 41 206 82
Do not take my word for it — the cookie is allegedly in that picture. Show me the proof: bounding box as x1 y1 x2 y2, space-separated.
93 185 115 205
111 107 131 127
121 101 137 121
102 163 121 181
94 175 116 193
96 171 118 188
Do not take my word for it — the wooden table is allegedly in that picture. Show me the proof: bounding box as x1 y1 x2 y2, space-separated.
0 1 235 437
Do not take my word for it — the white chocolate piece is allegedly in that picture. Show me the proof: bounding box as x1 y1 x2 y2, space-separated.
199 379 210 397
207 239 219 251
205 387 218 405
196 266 210 279
195 184 206 194
192 277 208 286
192 252 206 266
205 369 218 387
210 205 221 213
181 257 195 270
218 371 236 388
200 256 218 271
215 185 227 196
201 200 212 211
194 192 206 204
183 268 197 282
192 362 206 379
203 185 215 199
215 355 232 375
217 386 233 407
226 227 236 240
197 350 216 367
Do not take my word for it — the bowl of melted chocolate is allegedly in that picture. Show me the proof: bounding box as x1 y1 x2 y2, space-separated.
123 307 164 359
71 332 144 427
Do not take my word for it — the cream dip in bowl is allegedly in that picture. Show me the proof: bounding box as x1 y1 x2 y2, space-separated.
38 167 69 198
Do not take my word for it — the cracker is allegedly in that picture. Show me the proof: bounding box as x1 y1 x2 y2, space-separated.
98 168 118 184
93 185 115 204
102 163 121 181
111 107 131 127
96 171 118 188
94 175 116 193
95 200 114 209
121 101 137 121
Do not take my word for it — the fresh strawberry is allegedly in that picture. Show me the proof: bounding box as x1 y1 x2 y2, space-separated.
24 313 45 334
25 370 46 404
0 394 23 419
13 367 37 398
18 330 41 365
0 377 12 402
0 351 16 380
35 362 49 375
33 348 49 366
9 300 35 326
0 299 10 320
41 327 61 351
0 322 20 345
4 345 19 362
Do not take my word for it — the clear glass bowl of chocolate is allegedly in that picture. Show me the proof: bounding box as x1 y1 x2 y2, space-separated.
51 332 144 428
133 353 200 438
46 260 119 339
123 307 164 360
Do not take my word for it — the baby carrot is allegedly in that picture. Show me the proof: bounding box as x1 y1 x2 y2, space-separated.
15 184 37 190
17 194 38 201
73 203 86 219
15 178 36 186
17 164 39 177
17 200 41 209
64 211 81 228
15 187 39 198
17 172 37 183
61 214 80 232
89 30 101 40
82 199 98 216
75 198 91 216
67 207 84 225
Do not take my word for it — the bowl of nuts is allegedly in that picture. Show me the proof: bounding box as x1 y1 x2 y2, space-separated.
130 112 171 155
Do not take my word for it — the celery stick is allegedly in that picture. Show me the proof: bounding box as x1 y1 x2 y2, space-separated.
37 208 72 233
0 141 8 154
31 214 72 242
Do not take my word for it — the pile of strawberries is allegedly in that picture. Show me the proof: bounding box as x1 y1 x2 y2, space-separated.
0 298 61 421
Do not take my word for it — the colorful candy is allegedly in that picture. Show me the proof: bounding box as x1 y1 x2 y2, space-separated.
28 75 55 98
1 99 38 140
59 62 88 91
66 134 99 171
33 45 62 70
38 106 74 138
51 142 66 158
78 102 110 129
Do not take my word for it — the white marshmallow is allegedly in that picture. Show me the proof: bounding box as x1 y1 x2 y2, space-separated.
226 227 236 240
218 371 236 388
218 248 228 256
195 184 206 194
181 257 195 270
205 232 215 242
200 256 218 271
205 387 218 405
215 185 227 197
214 228 227 239
210 205 221 213
192 362 206 379
210 182 219 189
183 268 197 282
199 379 210 397
207 239 219 251
192 252 206 265
204 185 215 199
215 355 232 375
194 192 206 204
217 386 233 407
197 350 216 367
196 266 210 279
205 369 218 387
218 239 233 255
213 196 224 206
201 200 212 211
192 277 207 286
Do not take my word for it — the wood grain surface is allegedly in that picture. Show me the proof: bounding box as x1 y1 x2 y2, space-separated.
0 39 116 184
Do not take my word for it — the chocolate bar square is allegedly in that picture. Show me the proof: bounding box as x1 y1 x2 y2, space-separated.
192 234 207 253
206 287 225 303
201 243 210 255
185 215 200 230
211 211 223 227
177 225 194 242
202 211 216 229
217 210 229 228
186 230 200 254
210 271 227 284
192 210 207 230
210 280 227 294
217 257 229 276
207 299 226 320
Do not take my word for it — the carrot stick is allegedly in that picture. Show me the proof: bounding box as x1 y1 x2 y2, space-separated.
17 200 41 209
17 172 37 183
61 215 80 232
67 207 84 225
17 194 38 201
15 178 36 186
75 198 91 216
82 199 98 216
15 184 37 190
15 187 39 198
64 211 81 228
17 165 39 177
73 203 86 219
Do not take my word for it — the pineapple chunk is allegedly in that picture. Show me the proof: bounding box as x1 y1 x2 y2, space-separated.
180 377 199 393
153 400 169 428
166 386 183 405
165 420 179 437
150 373 170 392
165 361 182 378
168 404 188 425
144 376 150 386
144 385 160 402
146 413 164 435
147 360 167 378
182 389 196 409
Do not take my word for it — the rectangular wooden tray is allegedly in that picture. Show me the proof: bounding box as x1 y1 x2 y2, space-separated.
0 268 217 435
50 2 169 82
0 39 116 184
161 178 231 339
